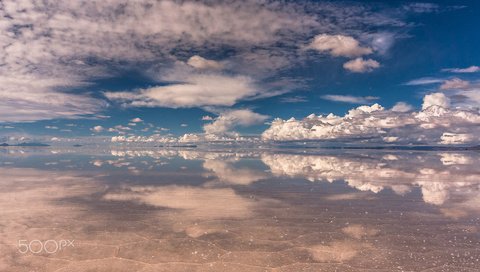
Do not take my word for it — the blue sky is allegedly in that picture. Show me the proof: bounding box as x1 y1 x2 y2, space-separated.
1 1 479 144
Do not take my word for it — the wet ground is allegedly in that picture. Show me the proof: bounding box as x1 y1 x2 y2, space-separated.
0 147 479 271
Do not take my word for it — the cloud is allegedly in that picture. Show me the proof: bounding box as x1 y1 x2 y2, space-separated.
391 102 413 112
343 58 380 73
105 73 259 108
91 125 104 133
262 92 480 144
403 3 439 13
308 34 372 57
0 0 410 122
187 56 223 70
422 92 450 109
442 66 480 73
180 124 188 127
279 96 308 103
321 95 379 104
201 115 214 121
404 77 444 86
203 109 269 136
439 78 470 90
130 117 143 123
440 133 473 145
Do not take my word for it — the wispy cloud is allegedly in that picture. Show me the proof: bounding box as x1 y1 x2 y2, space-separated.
280 96 308 103
321 95 379 104
442 66 480 73
404 77 444 86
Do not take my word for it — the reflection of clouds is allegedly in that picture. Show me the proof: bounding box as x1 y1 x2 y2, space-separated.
0 168 103 270
102 184 281 240
261 152 480 210
342 224 379 239
103 185 259 220
1 152 480 270
87 149 480 212
309 240 371 262
203 159 269 185
440 152 472 165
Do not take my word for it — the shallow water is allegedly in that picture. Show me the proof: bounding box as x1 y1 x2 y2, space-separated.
0 147 479 271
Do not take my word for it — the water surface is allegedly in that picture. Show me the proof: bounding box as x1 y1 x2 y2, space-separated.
1 147 479 271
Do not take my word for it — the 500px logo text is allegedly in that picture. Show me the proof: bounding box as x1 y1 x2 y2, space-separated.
18 239 75 254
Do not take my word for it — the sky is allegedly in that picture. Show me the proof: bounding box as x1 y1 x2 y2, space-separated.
0 0 479 145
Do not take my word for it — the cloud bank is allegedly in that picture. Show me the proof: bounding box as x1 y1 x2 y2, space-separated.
262 92 480 145
0 0 405 122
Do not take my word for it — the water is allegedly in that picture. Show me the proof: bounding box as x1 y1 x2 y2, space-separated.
0 147 479 271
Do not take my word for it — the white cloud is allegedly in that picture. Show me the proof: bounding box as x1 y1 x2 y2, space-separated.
111 134 177 144
203 109 269 136
130 117 143 123
308 34 372 57
180 124 188 127
91 125 104 133
201 115 214 121
442 66 480 73
0 1 408 122
105 74 259 108
321 95 379 104
187 56 223 70
391 102 413 112
343 58 380 73
262 92 480 144
404 77 444 86
422 92 450 109
439 78 470 90
440 133 473 145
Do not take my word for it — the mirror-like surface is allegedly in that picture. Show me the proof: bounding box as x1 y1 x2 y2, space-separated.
1 148 479 271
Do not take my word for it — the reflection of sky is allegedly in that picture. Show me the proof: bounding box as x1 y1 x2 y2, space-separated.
1 148 479 271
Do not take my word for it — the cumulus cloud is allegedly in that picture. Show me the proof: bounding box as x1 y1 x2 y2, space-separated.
321 95 379 104
203 109 269 136
91 125 104 133
262 92 480 144
422 92 450 109
442 66 480 73
308 34 372 57
343 58 380 73
391 102 413 112
439 78 470 90
187 56 223 70
130 117 143 123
